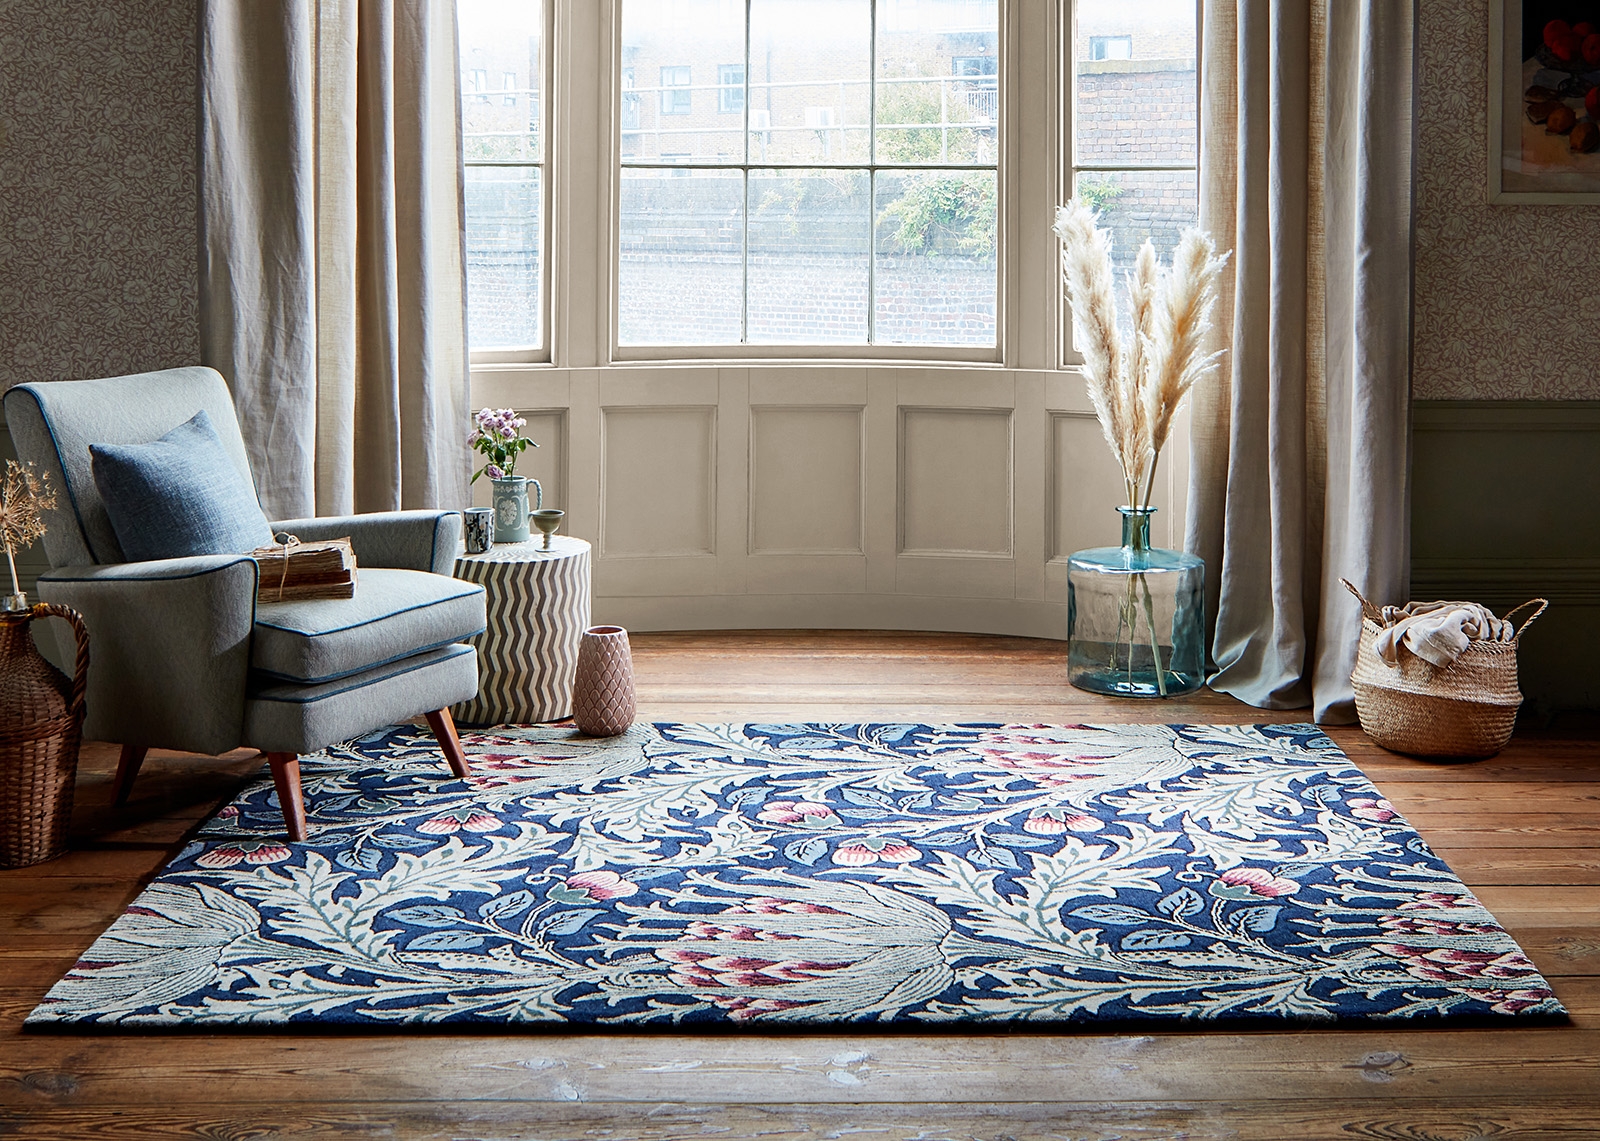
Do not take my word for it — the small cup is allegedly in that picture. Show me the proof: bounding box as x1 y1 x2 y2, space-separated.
463 507 495 554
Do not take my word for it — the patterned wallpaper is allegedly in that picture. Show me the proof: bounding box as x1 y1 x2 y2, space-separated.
1413 0 1600 400
0 0 199 394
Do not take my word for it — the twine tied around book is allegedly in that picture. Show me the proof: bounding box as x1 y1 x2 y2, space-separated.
264 532 302 603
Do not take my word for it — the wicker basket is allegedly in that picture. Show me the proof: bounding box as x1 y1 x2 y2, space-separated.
1342 580 1545 760
0 603 90 868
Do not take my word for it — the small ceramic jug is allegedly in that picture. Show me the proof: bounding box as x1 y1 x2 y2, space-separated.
491 476 541 544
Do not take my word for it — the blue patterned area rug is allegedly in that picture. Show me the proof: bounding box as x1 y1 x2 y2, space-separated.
29 723 1563 1029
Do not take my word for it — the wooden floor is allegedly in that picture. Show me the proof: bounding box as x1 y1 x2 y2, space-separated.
2 630 1598 1139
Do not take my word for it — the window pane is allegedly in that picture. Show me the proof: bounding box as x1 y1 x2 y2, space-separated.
748 0 871 165
622 0 745 164
619 169 744 344
465 168 543 349
1073 168 1198 333
874 169 996 346
718 64 746 113
876 0 998 166
459 0 541 162
748 170 869 344
1074 0 1196 166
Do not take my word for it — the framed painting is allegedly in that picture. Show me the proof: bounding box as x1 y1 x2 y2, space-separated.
1489 0 1600 203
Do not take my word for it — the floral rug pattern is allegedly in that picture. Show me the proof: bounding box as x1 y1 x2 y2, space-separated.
29 723 1562 1027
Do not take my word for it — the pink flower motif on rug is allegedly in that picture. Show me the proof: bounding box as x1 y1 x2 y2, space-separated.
1210 867 1300 899
417 808 501 834
656 947 857 992
832 837 919 866
1397 891 1483 911
562 870 637 901
195 841 291 868
1462 987 1557 1015
1024 810 1104 834
1376 942 1548 991
757 800 838 826
1348 797 1397 822
707 996 807 1020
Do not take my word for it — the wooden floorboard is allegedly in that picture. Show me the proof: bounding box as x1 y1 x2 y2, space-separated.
0 630 1595 1140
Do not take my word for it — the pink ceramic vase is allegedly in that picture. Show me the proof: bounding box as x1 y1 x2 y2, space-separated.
572 625 636 737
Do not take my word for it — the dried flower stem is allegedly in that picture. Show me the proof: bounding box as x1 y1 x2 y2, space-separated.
1 461 56 599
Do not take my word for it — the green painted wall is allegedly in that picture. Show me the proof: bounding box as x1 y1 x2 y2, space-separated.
1411 401 1600 717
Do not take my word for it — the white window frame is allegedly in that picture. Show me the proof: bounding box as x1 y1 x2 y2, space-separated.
607 0 1011 365
462 0 556 366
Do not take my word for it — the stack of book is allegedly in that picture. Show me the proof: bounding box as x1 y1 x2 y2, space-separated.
251 537 357 602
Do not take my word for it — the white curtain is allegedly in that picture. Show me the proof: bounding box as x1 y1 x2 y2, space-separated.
1186 0 1415 723
199 0 471 521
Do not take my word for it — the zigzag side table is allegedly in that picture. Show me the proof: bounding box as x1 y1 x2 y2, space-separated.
451 536 591 727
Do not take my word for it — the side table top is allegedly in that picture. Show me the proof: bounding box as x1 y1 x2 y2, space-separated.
457 535 590 564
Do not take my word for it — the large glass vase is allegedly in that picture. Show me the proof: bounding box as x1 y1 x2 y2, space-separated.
1067 507 1205 697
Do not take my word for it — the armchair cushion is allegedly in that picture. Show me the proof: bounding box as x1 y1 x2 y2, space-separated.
251 568 485 685
89 409 273 562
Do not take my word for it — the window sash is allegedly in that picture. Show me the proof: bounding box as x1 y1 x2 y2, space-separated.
461 0 552 359
613 0 1001 354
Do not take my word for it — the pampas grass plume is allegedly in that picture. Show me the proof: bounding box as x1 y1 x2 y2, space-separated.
1054 200 1228 509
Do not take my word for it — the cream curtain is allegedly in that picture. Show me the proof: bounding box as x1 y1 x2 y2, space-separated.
199 0 471 521
1186 0 1415 723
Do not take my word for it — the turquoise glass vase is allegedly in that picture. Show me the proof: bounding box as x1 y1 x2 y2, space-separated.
1067 506 1205 697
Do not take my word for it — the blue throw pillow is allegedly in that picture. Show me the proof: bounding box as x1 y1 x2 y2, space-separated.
89 409 274 562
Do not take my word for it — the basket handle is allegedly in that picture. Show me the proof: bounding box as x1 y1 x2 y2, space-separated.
1502 597 1548 643
31 602 90 718
1340 578 1385 625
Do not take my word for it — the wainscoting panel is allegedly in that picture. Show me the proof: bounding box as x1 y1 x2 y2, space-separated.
1048 412 1129 560
1411 400 1600 715
898 407 1013 557
600 405 717 565
749 406 864 555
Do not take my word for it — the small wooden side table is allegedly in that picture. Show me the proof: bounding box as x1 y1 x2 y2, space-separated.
451 536 592 727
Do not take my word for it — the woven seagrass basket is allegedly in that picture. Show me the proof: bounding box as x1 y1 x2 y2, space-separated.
1342 579 1545 760
0 603 90 867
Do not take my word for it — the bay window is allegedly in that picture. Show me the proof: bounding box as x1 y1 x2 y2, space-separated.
452 1 1201 636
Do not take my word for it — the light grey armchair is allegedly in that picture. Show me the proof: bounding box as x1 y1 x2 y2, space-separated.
3 366 486 840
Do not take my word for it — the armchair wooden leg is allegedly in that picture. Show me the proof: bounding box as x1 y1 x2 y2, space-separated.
112 745 148 807
266 753 308 842
426 708 470 779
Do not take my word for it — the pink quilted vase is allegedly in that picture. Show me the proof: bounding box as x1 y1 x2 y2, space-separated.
572 625 636 737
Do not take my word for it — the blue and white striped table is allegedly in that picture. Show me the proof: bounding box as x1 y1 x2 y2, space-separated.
451 536 591 727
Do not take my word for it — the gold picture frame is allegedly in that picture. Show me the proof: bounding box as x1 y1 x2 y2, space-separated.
1489 0 1600 203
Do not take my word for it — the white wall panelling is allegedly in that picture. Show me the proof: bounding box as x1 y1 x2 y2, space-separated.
749 407 864 556
601 406 717 559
